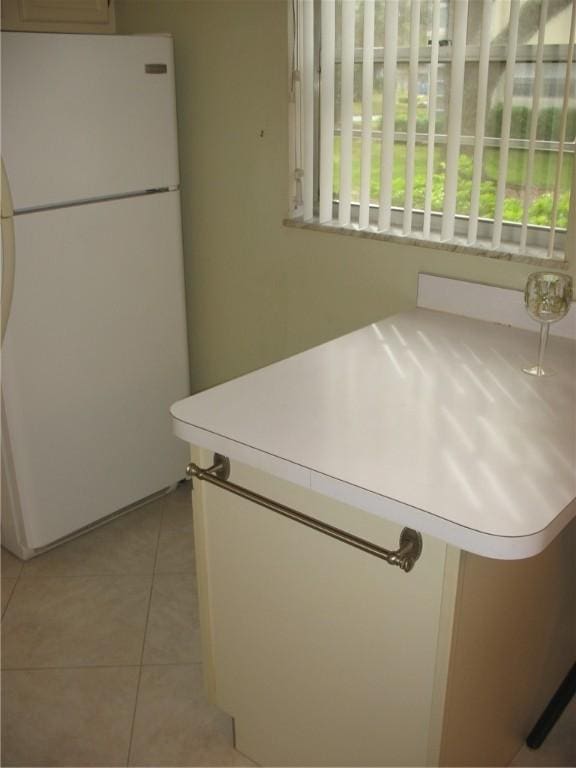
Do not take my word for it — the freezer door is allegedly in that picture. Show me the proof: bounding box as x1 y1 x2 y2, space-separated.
1 32 180 211
2 191 190 549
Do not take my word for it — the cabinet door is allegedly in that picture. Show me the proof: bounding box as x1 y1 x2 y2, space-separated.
192 449 458 767
1 0 115 33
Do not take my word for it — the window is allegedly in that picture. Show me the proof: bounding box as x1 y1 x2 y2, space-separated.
289 0 576 261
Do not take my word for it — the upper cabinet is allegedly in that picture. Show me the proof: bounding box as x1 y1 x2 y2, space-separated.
1 0 115 33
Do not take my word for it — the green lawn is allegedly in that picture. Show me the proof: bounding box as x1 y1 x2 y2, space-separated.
332 136 573 226
482 146 570 189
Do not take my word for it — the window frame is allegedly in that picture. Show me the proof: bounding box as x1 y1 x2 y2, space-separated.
289 0 576 264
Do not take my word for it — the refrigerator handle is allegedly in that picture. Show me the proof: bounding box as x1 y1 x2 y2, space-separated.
1 158 16 345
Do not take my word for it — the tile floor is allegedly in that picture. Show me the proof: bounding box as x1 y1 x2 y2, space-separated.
1 482 575 767
1 482 254 767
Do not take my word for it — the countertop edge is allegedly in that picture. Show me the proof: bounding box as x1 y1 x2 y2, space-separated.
171 417 573 561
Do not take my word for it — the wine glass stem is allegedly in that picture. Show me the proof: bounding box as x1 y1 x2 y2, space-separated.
537 322 550 376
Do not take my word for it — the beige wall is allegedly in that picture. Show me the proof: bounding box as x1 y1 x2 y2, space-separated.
116 0 575 394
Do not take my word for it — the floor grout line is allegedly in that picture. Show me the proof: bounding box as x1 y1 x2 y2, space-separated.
1 580 18 619
13 568 194 579
1 663 145 672
1 550 25 619
125 488 167 768
1 660 204 673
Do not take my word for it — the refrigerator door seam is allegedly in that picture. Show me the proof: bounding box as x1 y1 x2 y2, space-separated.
13 187 179 216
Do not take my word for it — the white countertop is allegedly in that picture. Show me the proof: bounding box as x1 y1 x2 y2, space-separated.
171 308 576 559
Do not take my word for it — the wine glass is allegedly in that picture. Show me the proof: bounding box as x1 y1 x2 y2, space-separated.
523 272 573 377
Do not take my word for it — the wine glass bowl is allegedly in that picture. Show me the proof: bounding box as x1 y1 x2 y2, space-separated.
523 272 573 377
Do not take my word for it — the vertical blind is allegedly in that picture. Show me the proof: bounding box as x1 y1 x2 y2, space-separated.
291 0 576 259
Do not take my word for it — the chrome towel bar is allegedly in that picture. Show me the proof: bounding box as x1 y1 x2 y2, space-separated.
186 454 423 573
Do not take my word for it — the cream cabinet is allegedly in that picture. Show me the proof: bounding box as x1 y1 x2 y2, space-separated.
191 447 576 767
172 300 576 766
1 0 115 33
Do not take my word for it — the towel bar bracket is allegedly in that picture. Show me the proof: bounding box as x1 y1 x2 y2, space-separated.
186 453 423 573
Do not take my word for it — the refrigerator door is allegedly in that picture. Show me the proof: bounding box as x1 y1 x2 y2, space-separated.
1 32 180 212
2 191 190 549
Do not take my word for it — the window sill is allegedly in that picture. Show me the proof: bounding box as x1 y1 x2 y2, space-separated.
283 217 570 270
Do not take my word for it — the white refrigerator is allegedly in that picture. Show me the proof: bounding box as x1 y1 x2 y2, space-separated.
1 32 191 559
